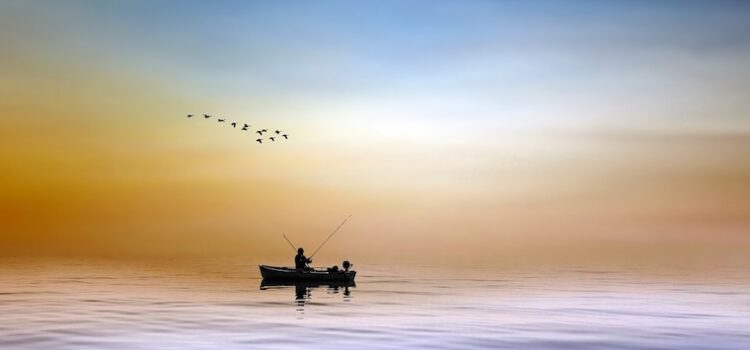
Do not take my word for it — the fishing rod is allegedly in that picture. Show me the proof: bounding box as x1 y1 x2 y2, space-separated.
309 215 352 259
282 234 297 253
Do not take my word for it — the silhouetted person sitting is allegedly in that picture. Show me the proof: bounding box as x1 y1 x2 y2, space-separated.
295 248 312 271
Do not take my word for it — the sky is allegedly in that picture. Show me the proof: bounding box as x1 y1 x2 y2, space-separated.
1 0 749 266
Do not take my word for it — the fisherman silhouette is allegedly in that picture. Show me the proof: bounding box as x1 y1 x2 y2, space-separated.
295 248 312 270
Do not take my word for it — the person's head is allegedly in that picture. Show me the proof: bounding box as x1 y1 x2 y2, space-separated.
297 247 304 254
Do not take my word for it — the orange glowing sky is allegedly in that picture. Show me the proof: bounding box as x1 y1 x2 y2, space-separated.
1 1 749 265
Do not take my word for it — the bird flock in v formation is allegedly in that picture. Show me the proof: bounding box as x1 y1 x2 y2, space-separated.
186 114 288 144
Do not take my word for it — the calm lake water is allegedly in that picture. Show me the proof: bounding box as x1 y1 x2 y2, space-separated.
1 258 748 349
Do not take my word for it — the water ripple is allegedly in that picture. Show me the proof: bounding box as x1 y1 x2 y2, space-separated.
1 260 748 349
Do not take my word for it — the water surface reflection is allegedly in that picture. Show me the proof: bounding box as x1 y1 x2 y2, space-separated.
1 259 748 349
260 281 354 312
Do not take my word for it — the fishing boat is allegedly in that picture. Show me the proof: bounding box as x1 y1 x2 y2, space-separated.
260 279 356 289
259 265 356 282
262 215 356 282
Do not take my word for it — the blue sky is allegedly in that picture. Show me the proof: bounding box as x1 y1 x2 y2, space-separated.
5 0 749 131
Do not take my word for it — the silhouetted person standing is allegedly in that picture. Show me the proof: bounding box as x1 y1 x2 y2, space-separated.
295 248 312 270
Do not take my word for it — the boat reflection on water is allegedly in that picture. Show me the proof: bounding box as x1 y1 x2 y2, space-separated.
260 280 355 310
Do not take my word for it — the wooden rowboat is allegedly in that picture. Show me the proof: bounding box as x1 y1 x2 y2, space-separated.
260 280 355 289
259 265 356 282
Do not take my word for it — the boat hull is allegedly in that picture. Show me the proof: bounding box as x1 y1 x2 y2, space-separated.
260 280 355 289
259 265 356 282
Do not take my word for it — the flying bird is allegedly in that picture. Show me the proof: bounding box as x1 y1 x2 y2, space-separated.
183 114 284 144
